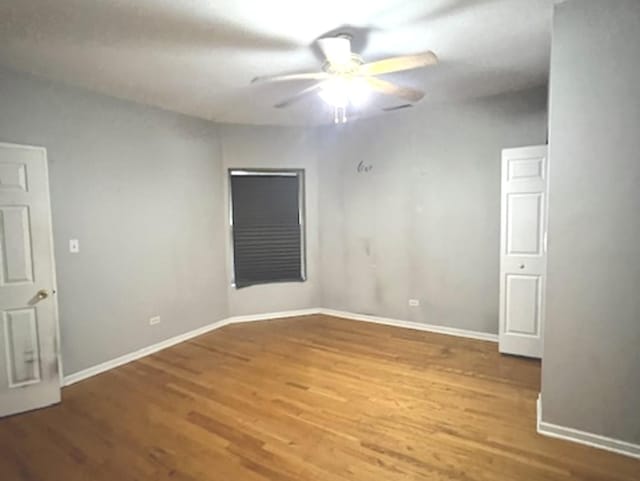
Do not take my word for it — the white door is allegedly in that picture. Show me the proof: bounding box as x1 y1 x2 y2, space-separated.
499 145 548 358
0 142 60 417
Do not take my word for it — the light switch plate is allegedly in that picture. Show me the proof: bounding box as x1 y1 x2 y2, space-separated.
69 239 79 253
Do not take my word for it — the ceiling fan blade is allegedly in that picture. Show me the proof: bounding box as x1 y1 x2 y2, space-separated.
360 51 438 76
252 72 329 84
365 77 425 103
317 36 352 65
274 81 328 108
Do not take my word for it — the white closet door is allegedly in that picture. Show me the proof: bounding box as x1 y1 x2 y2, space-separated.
499 145 548 359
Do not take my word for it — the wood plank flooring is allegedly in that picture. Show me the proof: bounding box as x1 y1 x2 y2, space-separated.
1 315 638 481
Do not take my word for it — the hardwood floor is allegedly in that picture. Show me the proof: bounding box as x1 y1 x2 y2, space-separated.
1 315 638 481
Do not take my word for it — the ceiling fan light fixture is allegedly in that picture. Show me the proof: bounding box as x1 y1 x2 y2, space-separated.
318 77 349 108
251 32 436 122
318 77 369 108
347 77 370 107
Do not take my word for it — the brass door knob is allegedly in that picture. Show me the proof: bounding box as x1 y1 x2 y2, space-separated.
36 289 50 300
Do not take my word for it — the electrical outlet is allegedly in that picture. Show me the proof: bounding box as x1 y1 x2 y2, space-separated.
69 239 79 253
408 299 420 307
149 316 161 326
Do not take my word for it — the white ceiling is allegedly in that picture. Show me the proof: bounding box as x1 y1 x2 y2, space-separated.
0 0 553 126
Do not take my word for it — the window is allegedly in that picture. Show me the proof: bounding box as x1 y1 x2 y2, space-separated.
229 169 305 288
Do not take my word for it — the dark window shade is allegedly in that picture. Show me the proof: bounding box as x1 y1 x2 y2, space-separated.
230 173 304 288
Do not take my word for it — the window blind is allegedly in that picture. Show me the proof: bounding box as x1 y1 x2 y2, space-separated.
230 170 304 288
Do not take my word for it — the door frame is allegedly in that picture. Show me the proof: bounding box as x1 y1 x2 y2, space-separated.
0 141 62 384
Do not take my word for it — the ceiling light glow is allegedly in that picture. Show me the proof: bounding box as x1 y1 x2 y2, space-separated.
347 77 370 107
318 77 369 108
319 78 349 108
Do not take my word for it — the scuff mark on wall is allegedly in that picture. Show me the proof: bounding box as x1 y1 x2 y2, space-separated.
318 86 548 333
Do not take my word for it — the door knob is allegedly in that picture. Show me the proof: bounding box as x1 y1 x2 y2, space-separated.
36 289 50 300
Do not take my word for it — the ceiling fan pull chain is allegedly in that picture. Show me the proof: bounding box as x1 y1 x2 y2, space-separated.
333 106 348 124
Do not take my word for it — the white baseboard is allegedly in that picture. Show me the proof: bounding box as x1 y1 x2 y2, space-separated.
63 318 232 386
228 308 320 324
63 307 497 386
317 308 498 343
63 308 319 386
536 394 640 459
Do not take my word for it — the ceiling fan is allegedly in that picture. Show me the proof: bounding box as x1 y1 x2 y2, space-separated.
251 34 438 123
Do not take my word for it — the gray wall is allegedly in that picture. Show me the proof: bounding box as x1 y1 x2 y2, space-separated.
318 87 548 334
541 0 640 444
0 67 230 375
0 65 547 376
0 67 324 375
218 124 320 316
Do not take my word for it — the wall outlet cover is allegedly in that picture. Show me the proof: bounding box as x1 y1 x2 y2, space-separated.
149 316 161 326
408 299 420 307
